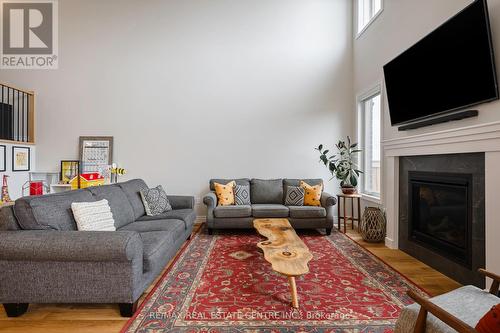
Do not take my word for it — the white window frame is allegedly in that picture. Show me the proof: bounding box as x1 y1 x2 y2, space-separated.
357 84 383 203
355 0 384 39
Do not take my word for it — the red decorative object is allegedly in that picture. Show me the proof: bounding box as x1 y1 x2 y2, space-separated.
476 304 500 333
29 181 44 196
121 229 427 332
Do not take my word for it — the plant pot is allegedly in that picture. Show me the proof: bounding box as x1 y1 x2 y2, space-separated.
341 186 357 195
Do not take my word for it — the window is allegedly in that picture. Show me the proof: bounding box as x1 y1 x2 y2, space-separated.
357 0 383 35
358 89 381 198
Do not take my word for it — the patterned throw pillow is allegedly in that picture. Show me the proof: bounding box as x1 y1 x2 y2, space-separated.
140 185 172 216
214 181 236 206
234 184 251 205
300 180 323 207
476 304 500 333
285 186 305 206
71 199 116 231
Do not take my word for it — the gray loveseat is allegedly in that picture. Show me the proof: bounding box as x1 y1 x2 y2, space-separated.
203 178 336 235
0 179 195 317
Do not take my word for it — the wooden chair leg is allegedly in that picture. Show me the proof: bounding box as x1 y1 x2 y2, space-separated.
414 307 428 333
3 303 29 317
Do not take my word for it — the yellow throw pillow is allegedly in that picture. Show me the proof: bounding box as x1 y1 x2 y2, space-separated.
300 181 323 207
214 181 236 206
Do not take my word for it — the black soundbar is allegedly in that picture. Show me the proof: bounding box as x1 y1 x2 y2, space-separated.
398 110 478 131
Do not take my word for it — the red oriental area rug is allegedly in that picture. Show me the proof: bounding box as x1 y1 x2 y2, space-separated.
121 227 427 333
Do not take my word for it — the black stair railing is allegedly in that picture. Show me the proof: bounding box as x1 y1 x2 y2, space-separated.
0 83 35 144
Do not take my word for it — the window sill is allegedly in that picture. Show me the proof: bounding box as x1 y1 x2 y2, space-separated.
355 8 383 40
360 193 381 205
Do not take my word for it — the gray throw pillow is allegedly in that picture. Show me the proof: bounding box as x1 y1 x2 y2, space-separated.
234 184 251 205
285 186 305 206
140 185 172 216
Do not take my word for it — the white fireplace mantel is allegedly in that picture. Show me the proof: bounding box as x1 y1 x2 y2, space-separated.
382 120 500 281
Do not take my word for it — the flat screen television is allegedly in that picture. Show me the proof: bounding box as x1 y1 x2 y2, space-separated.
383 0 498 126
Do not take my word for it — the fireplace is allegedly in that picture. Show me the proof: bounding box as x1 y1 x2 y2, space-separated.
408 172 472 268
399 153 485 287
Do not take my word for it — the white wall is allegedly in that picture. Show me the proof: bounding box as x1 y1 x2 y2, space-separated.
354 0 500 212
354 0 500 139
1 0 354 214
0 143 36 200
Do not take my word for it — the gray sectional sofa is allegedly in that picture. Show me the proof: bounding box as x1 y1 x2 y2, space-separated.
0 179 195 317
203 178 336 234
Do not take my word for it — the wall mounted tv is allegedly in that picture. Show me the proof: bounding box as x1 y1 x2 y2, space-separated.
383 0 498 128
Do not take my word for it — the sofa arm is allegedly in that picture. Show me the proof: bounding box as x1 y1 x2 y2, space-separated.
321 192 337 207
168 195 195 210
203 192 217 208
0 230 143 262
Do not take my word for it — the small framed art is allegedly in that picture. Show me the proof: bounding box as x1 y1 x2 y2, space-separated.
60 160 80 184
79 136 113 174
12 146 30 172
0 145 5 172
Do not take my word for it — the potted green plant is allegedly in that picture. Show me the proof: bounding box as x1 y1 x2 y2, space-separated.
316 136 363 195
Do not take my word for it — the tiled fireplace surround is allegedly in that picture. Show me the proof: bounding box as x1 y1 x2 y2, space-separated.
382 121 500 288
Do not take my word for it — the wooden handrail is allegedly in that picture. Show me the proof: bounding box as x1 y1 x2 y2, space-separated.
0 83 34 96
408 290 477 333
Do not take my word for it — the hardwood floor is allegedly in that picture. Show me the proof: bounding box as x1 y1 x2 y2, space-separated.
0 223 461 333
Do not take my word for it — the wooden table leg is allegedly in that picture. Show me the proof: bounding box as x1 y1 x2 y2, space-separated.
343 198 347 233
288 276 299 308
351 197 355 230
337 197 341 231
357 197 361 232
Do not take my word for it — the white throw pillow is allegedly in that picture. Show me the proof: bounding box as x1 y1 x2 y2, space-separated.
71 199 116 231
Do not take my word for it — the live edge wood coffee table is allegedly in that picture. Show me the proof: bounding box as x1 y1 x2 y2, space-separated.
253 218 313 308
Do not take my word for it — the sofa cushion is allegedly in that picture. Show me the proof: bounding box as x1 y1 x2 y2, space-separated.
251 179 283 204
288 206 326 218
140 229 184 272
119 219 185 234
87 184 135 228
14 189 96 230
214 205 252 218
284 179 323 202
0 206 20 231
118 179 149 219
210 178 250 191
252 204 289 218
137 209 196 230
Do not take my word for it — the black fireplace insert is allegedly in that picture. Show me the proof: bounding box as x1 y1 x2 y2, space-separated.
408 171 472 268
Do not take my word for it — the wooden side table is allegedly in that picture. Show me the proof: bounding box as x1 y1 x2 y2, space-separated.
336 193 361 233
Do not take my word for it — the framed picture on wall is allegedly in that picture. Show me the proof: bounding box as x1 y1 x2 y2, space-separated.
0 145 5 172
12 146 30 172
60 160 80 184
79 136 113 174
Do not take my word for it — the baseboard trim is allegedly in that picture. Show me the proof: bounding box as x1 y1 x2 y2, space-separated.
385 237 397 249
